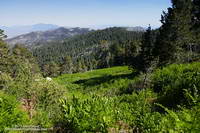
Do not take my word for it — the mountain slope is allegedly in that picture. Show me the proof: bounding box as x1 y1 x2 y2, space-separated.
6 27 92 47
32 27 144 67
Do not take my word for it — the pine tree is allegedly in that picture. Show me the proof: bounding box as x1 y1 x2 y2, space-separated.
125 40 141 66
154 0 193 66
109 42 127 66
0 29 7 40
0 30 13 74
43 61 60 77
0 41 12 74
12 45 40 74
60 55 73 74
97 40 112 68
129 26 156 73
193 0 200 41
193 0 200 25
139 25 155 73
75 60 84 73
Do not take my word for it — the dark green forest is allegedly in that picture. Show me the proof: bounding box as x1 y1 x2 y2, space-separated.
0 0 200 132
32 27 144 76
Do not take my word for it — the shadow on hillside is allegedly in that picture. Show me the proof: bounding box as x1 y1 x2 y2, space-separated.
73 72 138 87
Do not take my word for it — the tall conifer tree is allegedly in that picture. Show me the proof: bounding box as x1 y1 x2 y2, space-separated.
193 0 200 42
140 25 155 73
154 0 193 65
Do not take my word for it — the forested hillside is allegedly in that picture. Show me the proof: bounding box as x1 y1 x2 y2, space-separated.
32 27 144 76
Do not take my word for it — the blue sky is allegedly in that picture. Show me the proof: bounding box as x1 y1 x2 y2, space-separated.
1 0 171 28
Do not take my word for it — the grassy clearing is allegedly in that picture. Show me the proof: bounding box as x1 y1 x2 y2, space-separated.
54 66 137 96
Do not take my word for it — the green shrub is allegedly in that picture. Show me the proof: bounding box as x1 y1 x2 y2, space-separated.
156 103 200 132
59 90 159 132
118 77 144 95
0 92 28 132
60 95 116 132
31 109 53 128
155 89 200 132
152 62 200 107
0 72 13 91
29 78 67 127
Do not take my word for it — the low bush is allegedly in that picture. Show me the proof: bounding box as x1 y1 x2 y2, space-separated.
155 90 200 132
28 78 67 127
152 62 200 107
0 92 28 132
59 90 160 132
60 95 118 132
156 103 200 132
0 72 13 92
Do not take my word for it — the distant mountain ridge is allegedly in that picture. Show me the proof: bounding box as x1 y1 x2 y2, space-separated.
6 27 92 47
5 25 145 48
126 26 145 32
0 24 59 38
0 24 145 39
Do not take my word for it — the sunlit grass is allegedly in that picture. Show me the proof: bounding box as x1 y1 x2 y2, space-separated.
54 66 136 96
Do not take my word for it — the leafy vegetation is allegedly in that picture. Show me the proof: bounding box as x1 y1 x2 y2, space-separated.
0 92 28 132
152 62 200 107
59 92 154 133
56 64 200 132
0 0 200 132
0 39 66 131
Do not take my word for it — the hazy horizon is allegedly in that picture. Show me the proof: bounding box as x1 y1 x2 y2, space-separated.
0 23 152 30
